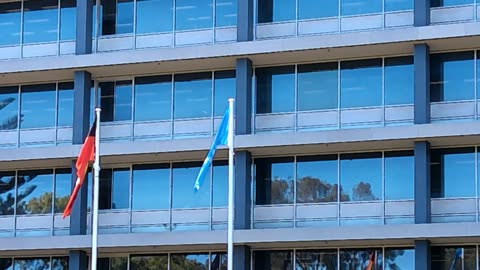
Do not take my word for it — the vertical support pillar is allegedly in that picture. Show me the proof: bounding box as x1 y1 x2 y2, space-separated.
415 240 431 270
236 58 253 135
237 0 253 41
414 0 430 26
414 44 430 125
415 141 431 224
76 0 93 55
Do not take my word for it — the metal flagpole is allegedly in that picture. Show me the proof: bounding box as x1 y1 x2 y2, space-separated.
91 107 101 270
227 98 235 270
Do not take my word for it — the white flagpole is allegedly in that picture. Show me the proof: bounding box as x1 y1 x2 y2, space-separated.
91 107 101 270
227 98 235 270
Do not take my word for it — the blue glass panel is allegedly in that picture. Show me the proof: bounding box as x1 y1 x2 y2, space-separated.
174 73 212 119
52 257 69 270
131 225 168 233
23 0 58 44
16 170 53 215
0 2 21 46
172 162 210 208
15 230 50 237
341 59 382 108
298 63 338 111
216 0 237 26
432 246 476 270
0 172 15 215
255 157 294 205
60 0 76 40
112 169 129 209
210 253 227 270
130 255 168 270
431 0 474 7
101 0 116 35
299 0 338 19
385 0 414 11
97 257 128 270
340 153 382 201
20 84 56 129
295 220 338 228
117 0 134 34
385 151 414 200
14 258 50 270
253 221 293 229
296 155 338 203
58 82 74 127
136 0 173 34
341 0 382 16
132 164 170 210
295 250 338 269
257 0 295 23
115 81 133 121
340 249 383 270
175 0 213 31
54 168 71 213
340 218 382 226
171 223 209 231
134 75 172 121
170 254 208 270
431 52 475 102
0 258 12 270
0 86 19 131
385 57 414 105
253 251 293 270
213 163 228 207
256 66 295 114
214 71 235 116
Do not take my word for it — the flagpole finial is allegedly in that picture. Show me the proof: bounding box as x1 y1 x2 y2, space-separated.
95 107 102 112
228 98 235 103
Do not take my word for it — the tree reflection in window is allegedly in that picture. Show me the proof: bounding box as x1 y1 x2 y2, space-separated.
255 158 294 205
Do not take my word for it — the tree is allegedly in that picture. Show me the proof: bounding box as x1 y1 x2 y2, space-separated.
0 96 21 130
0 174 38 215
352 182 377 201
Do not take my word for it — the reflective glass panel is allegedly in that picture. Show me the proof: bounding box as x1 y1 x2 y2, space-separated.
477 52 480 99
385 57 414 105
54 169 72 213
299 0 338 19
134 75 172 121
340 249 383 270
431 0 474 7
130 255 168 270
210 253 227 270
213 162 228 207
21 84 56 129
117 0 134 34
16 170 53 215
431 246 476 270
136 0 173 33
14 258 50 270
0 2 21 46
295 249 338 270
23 0 58 44
430 52 475 102
385 151 414 200
296 155 339 203
175 0 213 31
257 0 295 23
0 171 16 215
0 258 12 270
341 0 382 16
385 0 413 11
341 59 382 108
340 153 382 202
256 66 295 114
214 71 236 116
253 250 293 270
255 157 294 205
101 0 115 35
115 81 133 121
60 0 76 40
58 82 74 127
384 248 414 270
97 257 128 270
52 256 69 270
100 82 115 122
170 254 209 270
174 73 212 119
99 169 130 210
0 86 19 131
132 164 170 210
298 63 338 111
216 0 237 27
172 163 210 208
431 148 475 198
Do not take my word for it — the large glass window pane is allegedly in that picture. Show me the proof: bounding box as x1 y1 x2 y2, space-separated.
256 66 295 114
21 84 56 129
115 81 133 121
214 71 236 116
132 164 170 210
295 249 337 269
216 0 236 27
58 82 74 127
257 0 295 23
299 0 338 19
340 249 383 270
0 86 19 131
134 75 172 121
385 151 414 200
99 168 129 210
384 248 414 270
253 250 293 270
101 0 116 35
130 255 168 270
0 258 12 270
52 256 69 269
172 162 210 208
100 82 114 122
341 0 382 16
431 246 476 270
298 63 338 111
0 171 16 215
54 169 71 213
170 254 209 270
14 258 50 270
60 0 76 40
340 153 382 202
98 257 128 270
430 52 475 102
0 2 21 46
210 253 227 270
385 0 413 11
174 73 212 119
23 0 58 44
431 0 474 7
255 157 294 205
296 155 338 203
341 59 382 108
385 57 414 105
117 0 134 34
136 0 173 33
175 0 213 31
213 162 228 207
16 170 53 215
431 148 475 198
477 52 480 99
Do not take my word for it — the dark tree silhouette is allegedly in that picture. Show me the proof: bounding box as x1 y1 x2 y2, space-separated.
0 96 22 130
0 174 38 215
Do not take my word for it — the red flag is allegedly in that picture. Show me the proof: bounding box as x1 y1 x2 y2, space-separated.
62 118 97 218
366 250 376 270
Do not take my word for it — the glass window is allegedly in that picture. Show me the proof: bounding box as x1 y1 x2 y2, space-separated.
299 0 338 19
14 258 50 270
175 0 213 31
21 84 56 129
255 157 294 205
130 255 168 270
256 66 295 114
216 0 237 27
385 57 414 105
431 148 475 198
23 0 58 44
0 258 12 270
101 0 116 35
0 86 19 131
58 82 74 127
295 249 337 269
430 52 475 102
174 73 212 119
340 249 382 270
99 168 130 210
100 81 133 122
97 257 128 270
52 257 69 269
60 0 76 40
132 164 170 210
0 2 21 46
210 253 227 270
431 0 474 7
54 169 72 213
214 71 236 116
253 250 293 270
257 0 295 23
172 162 210 209
341 0 382 16
117 0 134 34
297 62 338 111
431 246 476 270
16 170 53 215
136 0 173 34
385 0 413 11
340 153 382 202
477 52 480 99
341 59 382 108
213 162 228 207
134 75 172 121
296 155 338 203
384 248 414 270
0 171 16 215
385 151 414 200
170 254 209 270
